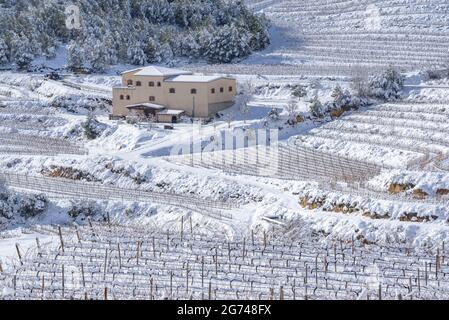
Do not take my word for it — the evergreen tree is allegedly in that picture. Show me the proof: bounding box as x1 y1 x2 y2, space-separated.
368 65 404 100
127 43 147 66
0 0 270 69
12 35 34 69
143 37 159 63
309 96 324 118
207 24 250 63
88 37 109 72
67 40 84 70
0 39 9 65
331 85 344 104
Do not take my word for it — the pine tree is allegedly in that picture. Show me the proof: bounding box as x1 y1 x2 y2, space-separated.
0 39 9 65
207 24 250 63
88 37 109 72
127 43 147 66
309 96 324 118
1 0 270 68
67 40 84 70
12 36 34 69
144 37 159 63
158 42 173 62
368 65 404 100
331 85 344 102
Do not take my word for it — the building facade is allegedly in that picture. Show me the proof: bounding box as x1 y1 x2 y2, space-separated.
112 66 237 120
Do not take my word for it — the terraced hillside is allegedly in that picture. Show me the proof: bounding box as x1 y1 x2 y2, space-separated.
198 0 449 76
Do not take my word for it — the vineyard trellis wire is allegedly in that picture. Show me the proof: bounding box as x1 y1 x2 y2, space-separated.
2 223 449 300
0 172 236 220
315 126 449 151
165 142 384 183
165 142 449 206
0 133 87 156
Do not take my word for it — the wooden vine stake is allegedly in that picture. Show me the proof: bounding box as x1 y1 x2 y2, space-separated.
136 241 141 265
180 216 184 241
36 238 42 257
75 225 81 244
58 226 65 252
15 243 23 266
117 243 122 269
61 265 65 299
152 236 156 258
436 249 440 278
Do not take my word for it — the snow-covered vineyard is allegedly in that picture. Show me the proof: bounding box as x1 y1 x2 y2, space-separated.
1 223 449 300
198 0 449 76
1 0 449 301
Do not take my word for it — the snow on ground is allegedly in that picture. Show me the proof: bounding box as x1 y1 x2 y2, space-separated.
0 229 55 261
0 67 449 250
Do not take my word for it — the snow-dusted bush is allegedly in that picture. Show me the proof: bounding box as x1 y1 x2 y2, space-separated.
291 85 307 99
268 108 280 121
67 200 101 219
81 114 107 140
285 98 300 124
15 194 48 218
0 190 48 220
423 68 449 81
367 66 404 100
328 85 368 112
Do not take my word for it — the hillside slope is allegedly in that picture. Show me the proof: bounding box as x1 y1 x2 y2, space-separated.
202 0 449 76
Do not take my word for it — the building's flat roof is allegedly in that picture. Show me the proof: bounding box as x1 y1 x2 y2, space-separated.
113 86 135 90
126 103 166 110
165 75 231 83
157 109 185 115
122 66 192 77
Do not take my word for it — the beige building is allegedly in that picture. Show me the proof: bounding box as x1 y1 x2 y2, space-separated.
112 66 237 122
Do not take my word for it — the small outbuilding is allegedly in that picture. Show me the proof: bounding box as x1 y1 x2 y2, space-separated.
156 109 185 123
124 103 185 123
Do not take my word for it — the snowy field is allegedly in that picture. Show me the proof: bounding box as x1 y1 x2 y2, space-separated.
1 0 449 300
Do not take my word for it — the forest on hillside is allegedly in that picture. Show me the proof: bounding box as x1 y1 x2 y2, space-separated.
0 0 270 71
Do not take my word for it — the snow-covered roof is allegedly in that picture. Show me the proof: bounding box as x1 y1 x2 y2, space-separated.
165 75 228 83
126 103 166 110
122 66 192 77
157 109 185 115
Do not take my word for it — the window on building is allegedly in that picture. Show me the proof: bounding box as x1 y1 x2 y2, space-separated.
211 88 215 94
120 95 124 100
220 87 224 93
126 95 131 100
191 89 197 94
149 96 155 102
127 80 133 86
149 81 155 87
169 88 176 94
157 82 161 87
136 81 142 87
229 86 233 92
